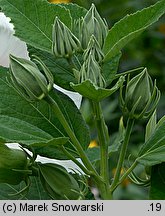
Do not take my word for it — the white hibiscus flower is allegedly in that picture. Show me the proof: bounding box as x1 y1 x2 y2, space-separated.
0 13 29 67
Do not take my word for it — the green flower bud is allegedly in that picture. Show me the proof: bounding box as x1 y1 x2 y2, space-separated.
83 35 104 63
80 4 108 49
120 68 160 119
38 163 80 200
52 17 81 58
0 144 28 185
9 55 54 102
79 54 105 87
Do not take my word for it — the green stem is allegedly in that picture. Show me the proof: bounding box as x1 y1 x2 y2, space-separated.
92 101 111 199
61 145 91 175
110 118 134 192
111 160 138 192
44 95 101 182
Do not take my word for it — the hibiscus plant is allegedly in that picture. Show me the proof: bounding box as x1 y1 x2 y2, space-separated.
0 0 165 200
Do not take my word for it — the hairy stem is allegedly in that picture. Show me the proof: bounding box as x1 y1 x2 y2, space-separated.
92 101 112 199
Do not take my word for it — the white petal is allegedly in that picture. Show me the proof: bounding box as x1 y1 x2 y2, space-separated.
0 12 29 67
54 84 82 109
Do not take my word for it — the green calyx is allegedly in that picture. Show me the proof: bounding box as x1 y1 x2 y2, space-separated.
0 144 28 185
120 68 160 119
38 163 81 200
52 17 81 58
9 55 54 102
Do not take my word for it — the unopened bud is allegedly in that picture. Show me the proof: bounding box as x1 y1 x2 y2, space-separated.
120 68 160 119
0 144 28 185
9 55 54 102
38 163 80 200
79 54 105 87
52 17 81 58
80 4 108 49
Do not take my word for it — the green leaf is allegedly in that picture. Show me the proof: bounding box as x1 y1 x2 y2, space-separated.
0 0 71 53
145 110 157 142
0 67 90 159
86 144 123 163
86 138 123 163
31 137 69 148
103 0 165 61
86 147 100 163
0 176 50 200
156 114 165 128
60 3 87 21
137 116 165 166
102 53 122 86
29 137 70 159
0 116 53 144
149 163 165 199
28 46 76 90
108 134 125 157
70 76 124 101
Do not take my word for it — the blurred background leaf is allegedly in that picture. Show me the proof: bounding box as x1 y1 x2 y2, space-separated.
150 163 165 199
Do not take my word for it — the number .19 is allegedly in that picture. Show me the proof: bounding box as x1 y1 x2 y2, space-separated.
150 203 161 211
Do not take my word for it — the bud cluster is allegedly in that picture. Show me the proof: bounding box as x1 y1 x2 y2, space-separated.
52 4 108 87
